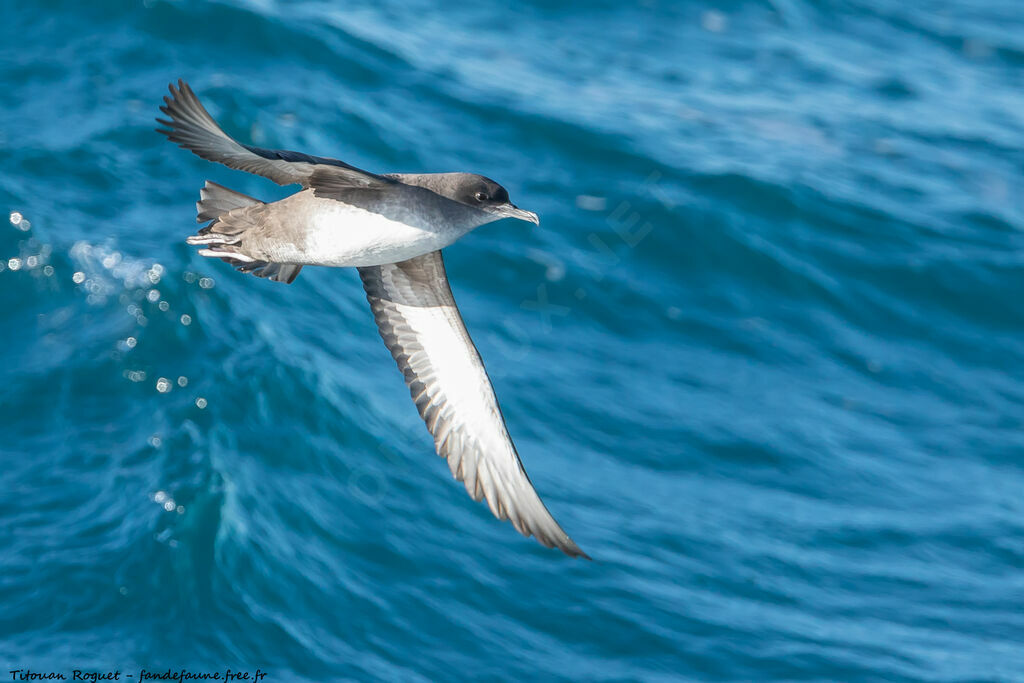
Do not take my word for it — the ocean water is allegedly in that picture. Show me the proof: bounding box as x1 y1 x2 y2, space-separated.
2 0 1024 680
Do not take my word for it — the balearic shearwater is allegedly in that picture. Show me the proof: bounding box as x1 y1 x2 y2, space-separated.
157 80 587 558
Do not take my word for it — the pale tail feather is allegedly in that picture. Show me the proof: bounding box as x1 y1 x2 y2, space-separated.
196 180 260 222
187 181 303 284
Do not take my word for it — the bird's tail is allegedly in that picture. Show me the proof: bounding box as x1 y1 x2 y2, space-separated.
185 181 303 284
195 180 261 222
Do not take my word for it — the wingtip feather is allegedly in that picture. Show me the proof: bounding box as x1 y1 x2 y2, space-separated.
572 547 593 561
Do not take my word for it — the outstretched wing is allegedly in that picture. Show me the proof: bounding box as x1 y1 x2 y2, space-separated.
359 251 588 558
156 79 393 190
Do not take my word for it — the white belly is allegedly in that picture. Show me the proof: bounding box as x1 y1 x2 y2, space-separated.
305 198 458 267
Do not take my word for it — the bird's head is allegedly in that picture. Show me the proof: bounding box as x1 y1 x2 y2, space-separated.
441 174 540 225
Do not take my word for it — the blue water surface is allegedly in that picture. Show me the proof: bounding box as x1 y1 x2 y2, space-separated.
2 0 1024 680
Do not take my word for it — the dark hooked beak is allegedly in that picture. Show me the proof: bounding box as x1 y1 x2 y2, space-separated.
487 203 540 225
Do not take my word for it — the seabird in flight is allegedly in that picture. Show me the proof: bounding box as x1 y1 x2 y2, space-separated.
156 80 587 558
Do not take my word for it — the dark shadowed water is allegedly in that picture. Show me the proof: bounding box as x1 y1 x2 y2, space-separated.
2 0 1024 680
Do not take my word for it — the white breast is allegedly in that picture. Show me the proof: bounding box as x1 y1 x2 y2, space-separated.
299 192 475 267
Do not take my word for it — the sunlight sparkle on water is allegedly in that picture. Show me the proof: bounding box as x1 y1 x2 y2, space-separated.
9 211 29 231
152 491 177 512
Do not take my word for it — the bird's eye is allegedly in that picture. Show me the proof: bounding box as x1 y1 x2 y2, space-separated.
474 192 489 202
